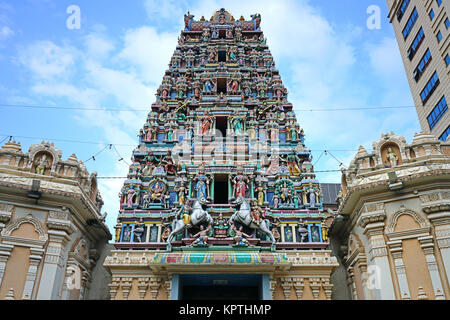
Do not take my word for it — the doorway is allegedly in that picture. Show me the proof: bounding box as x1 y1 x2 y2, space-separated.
179 274 263 300
214 174 229 204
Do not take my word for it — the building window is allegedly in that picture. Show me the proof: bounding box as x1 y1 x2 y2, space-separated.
427 96 448 130
439 125 450 141
413 48 432 82
420 71 440 104
445 54 450 66
437 0 442 6
403 8 418 40
397 0 411 22
445 18 450 29
408 27 425 60
429 9 435 20
437 31 442 42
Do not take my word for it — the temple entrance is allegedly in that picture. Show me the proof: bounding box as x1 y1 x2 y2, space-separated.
214 174 229 204
179 274 262 300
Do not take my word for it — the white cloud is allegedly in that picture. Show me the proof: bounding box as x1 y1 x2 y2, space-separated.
117 26 178 84
18 41 77 79
0 26 13 39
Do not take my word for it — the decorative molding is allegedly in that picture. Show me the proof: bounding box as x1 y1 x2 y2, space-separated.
420 191 450 214
121 277 132 300
138 277 150 300
386 209 430 234
1 214 48 242
0 203 13 223
280 277 292 300
292 277 304 300
108 277 121 300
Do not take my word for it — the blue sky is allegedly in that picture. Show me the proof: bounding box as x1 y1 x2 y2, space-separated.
0 0 420 235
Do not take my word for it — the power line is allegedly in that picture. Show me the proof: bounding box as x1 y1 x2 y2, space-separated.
0 103 420 113
0 133 361 152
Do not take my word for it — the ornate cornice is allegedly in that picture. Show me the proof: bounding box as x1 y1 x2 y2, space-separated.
47 210 75 235
0 202 13 223
420 191 450 214
357 202 386 229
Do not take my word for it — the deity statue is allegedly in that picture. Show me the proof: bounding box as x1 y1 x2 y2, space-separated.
232 167 248 198
175 183 187 205
190 225 211 246
126 188 137 208
184 11 194 30
200 111 213 134
250 200 266 226
213 213 229 238
150 180 167 206
289 125 298 141
270 218 281 242
161 89 168 99
193 165 210 199
232 225 251 246
387 147 398 167
230 80 239 93
230 110 244 135
229 50 236 61
208 50 216 62
204 79 214 93
272 194 279 208
162 155 177 175
265 154 280 175
284 151 302 176
167 127 174 141
226 29 233 39
255 182 265 206
202 28 210 40
142 192 151 208
280 182 292 204
308 185 317 207
35 154 49 175
297 219 309 242
132 219 145 242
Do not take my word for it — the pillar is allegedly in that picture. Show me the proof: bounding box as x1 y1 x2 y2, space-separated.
261 274 271 300
36 230 71 299
0 244 13 288
419 236 445 299
22 248 44 299
361 213 396 299
388 240 411 299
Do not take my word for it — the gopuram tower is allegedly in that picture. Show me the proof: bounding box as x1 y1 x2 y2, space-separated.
104 9 339 300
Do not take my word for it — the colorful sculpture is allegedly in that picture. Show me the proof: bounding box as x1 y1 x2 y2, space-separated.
114 10 326 254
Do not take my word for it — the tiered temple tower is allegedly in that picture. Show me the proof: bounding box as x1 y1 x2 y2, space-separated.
105 9 338 300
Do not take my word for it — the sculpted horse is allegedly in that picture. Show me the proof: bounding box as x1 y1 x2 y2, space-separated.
228 197 276 245
167 197 213 246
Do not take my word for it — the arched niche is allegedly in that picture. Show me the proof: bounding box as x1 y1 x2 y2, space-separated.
380 142 402 167
31 151 54 176
386 209 429 234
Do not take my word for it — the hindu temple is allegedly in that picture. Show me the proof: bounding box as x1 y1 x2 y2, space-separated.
104 9 339 300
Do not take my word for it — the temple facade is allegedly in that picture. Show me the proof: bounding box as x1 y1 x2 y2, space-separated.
0 140 112 300
104 9 338 300
330 132 450 300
